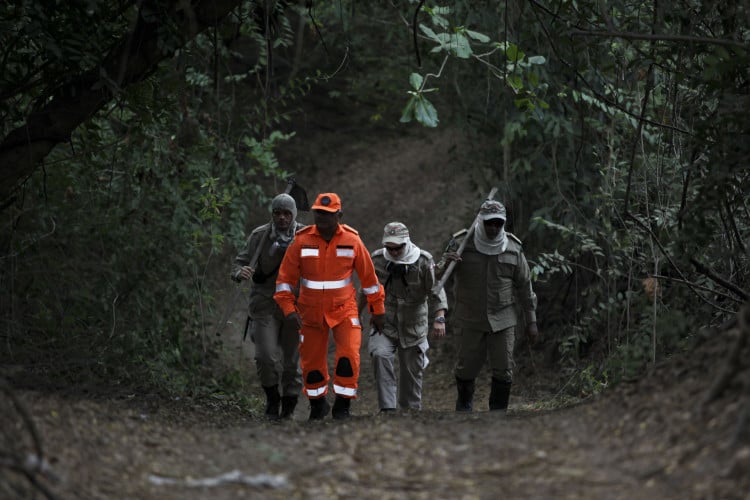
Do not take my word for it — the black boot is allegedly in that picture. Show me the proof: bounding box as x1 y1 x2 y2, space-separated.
331 396 351 420
489 378 512 412
263 385 281 420
280 395 298 419
455 377 475 412
308 397 330 421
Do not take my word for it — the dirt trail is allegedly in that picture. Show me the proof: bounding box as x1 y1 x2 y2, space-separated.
11 330 748 500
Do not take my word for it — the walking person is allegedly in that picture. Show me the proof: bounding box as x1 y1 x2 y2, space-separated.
362 222 448 413
231 193 304 420
274 192 385 420
437 199 539 413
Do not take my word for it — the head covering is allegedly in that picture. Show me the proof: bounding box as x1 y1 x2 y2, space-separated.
381 221 421 265
271 193 297 221
382 222 409 245
478 199 507 221
268 193 298 255
311 192 342 213
473 200 508 255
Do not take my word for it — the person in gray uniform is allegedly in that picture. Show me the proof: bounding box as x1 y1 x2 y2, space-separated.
362 222 448 413
231 193 304 420
437 200 538 413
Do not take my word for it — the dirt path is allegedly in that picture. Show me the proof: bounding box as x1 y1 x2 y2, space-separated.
9 328 749 500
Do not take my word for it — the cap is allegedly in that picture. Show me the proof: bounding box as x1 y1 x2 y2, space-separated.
478 200 506 221
311 192 342 213
271 193 297 220
382 222 409 245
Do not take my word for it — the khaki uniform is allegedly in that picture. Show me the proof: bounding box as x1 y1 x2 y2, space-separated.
363 249 448 410
232 221 304 397
439 231 536 384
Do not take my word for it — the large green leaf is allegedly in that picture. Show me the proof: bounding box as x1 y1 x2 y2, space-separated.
465 30 490 43
400 96 417 123
414 96 439 127
451 33 473 59
409 73 424 91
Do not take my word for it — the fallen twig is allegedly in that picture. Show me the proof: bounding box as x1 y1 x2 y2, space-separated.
148 470 289 489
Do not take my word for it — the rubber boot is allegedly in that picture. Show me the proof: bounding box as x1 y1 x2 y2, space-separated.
331 396 351 420
280 395 298 419
455 377 475 412
489 378 512 412
263 385 281 420
308 397 330 421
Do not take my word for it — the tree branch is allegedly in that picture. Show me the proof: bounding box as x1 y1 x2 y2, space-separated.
526 0 691 138
0 0 244 203
569 29 748 49
625 212 736 314
652 274 744 305
690 257 749 301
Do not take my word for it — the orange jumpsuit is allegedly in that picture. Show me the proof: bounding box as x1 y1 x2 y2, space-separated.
274 223 385 400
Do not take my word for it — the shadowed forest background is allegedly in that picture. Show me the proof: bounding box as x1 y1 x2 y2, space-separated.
1 1 749 498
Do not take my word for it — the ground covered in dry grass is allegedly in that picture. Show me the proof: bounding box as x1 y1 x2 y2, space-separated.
4 322 749 499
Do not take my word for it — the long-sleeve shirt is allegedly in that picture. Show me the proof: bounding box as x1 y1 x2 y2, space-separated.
361 248 448 348
437 232 536 332
231 221 304 316
274 223 385 327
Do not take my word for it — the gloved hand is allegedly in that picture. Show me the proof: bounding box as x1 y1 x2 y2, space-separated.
371 313 385 332
285 312 302 331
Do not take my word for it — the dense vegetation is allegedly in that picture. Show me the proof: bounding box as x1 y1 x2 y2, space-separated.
1 0 748 399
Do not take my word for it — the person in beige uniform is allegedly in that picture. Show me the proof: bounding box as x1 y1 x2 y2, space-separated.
231 193 304 420
361 222 448 413
437 200 538 413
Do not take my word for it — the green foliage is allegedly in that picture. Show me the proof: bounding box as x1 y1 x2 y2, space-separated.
601 308 693 384
530 250 572 282
566 364 609 398
203 368 265 416
0 1 307 396
400 72 439 127
397 2 551 126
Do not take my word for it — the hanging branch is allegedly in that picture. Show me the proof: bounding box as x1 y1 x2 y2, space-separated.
651 274 743 304
306 0 329 56
412 0 425 67
677 148 698 230
690 257 749 301
568 29 748 49
623 63 655 214
723 190 747 255
625 212 736 314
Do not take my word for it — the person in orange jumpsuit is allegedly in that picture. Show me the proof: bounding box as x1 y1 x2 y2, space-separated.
274 192 385 420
